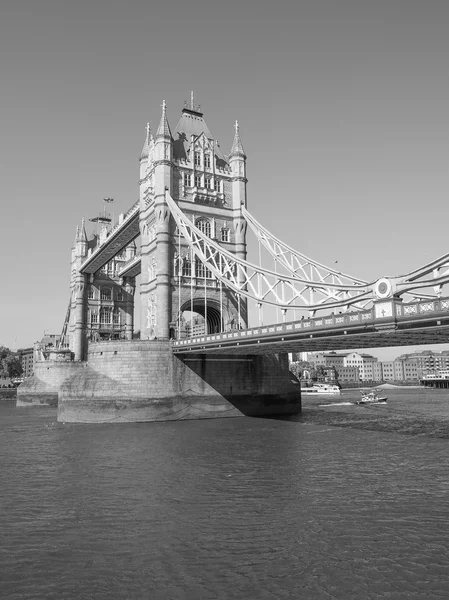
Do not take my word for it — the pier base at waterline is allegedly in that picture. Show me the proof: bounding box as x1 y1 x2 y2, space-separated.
17 358 84 407
58 340 301 423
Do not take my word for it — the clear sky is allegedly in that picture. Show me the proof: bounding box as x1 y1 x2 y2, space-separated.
1 0 449 361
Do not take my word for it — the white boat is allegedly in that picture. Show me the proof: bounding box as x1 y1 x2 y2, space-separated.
301 383 341 395
356 389 387 405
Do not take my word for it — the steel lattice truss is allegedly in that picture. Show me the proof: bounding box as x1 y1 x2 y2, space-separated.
166 193 449 313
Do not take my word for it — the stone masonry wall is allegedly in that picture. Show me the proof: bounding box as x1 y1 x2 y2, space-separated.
58 340 301 423
17 361 84 406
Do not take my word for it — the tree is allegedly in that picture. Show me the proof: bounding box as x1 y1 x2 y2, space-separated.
0 347 23 379
289 360 312 380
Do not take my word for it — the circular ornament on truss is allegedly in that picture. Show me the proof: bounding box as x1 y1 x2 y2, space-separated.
374 277 392 299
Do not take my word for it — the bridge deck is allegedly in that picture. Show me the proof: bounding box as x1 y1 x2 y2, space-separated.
173 297 449 355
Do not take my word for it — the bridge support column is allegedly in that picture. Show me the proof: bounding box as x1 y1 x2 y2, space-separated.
124 277 135 340
155 227 171 340
73 272 87 361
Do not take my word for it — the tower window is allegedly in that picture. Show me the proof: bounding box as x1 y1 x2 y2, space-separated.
196 218 211 237
195 258 212 279
100 307 112 324
214 178 221 192
221 228 230 242
113 308 120 325
204 154 211 169
194 151 201 167
88 287 95 299
101 288 112 301
116 289 123 301
183 172 191 187
194 174 202 188
91 312 98 324
182 258 192 277
205 177 212 190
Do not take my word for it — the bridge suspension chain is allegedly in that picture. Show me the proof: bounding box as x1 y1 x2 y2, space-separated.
166 193 372 312
242 205 449 304
242 205 368 286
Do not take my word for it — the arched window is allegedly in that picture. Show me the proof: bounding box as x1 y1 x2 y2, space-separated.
101 287 112 301
88 286 95 299
196 218 211 238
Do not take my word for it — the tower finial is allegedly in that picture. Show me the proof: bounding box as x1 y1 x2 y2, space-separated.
156 99 172 138
230 119 245 157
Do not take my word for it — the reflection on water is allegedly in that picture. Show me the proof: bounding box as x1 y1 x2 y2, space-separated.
1 390 449 599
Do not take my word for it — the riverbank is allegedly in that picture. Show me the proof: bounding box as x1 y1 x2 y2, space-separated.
0 389 17 400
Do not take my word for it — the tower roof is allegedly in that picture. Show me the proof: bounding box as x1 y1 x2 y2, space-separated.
156 100 172 139
230 120 245 158
172 93 228 166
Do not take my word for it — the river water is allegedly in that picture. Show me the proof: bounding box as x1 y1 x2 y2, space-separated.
1 388 449 599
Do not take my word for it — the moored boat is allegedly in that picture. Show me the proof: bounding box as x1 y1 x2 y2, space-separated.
301 383 341 395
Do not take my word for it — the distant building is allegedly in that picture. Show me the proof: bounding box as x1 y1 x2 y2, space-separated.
337 366 360 383
40 333 62 348
16 347 34 378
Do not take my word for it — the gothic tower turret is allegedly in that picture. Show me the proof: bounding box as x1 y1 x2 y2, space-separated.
229 121 248 306
138 93 249 340
139 100 173 339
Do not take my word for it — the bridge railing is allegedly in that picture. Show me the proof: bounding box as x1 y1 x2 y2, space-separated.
172 296 449 349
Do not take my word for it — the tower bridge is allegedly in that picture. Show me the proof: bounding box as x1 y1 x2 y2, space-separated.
19 93 449 422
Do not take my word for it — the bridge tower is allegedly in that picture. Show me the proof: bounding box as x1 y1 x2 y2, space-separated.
139 94 248 340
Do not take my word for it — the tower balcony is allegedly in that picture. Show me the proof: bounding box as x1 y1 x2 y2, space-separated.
191 187 225 207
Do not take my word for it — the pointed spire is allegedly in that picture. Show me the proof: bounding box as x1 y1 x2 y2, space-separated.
74 225 80 245
230 120 245 158
156 100 172 139
79 217 87 242
140 122 151 160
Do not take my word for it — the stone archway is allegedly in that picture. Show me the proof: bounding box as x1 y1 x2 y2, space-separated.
176 299 224 338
